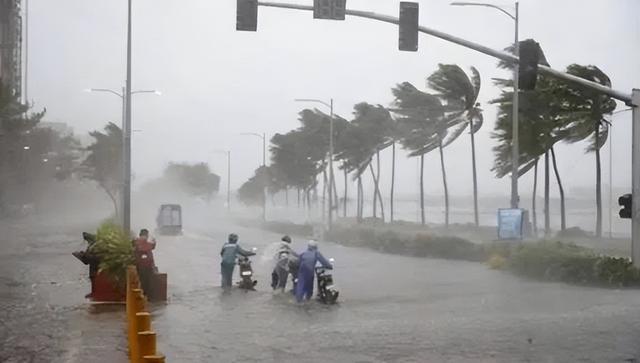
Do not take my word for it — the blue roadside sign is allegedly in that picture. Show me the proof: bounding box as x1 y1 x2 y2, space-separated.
497 208 524 240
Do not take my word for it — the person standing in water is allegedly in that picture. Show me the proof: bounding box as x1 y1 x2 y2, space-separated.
220 233 255 290
271 235 298 292
295 240 332 303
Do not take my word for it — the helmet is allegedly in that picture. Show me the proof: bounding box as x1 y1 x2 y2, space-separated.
308 240 318 250
228 233 238 243
281 235 292 243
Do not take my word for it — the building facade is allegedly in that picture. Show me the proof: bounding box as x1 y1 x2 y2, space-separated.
0 0 22 98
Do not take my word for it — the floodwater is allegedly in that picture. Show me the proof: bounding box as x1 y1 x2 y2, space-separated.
0 216 127 363
151 220 640 362
1 202 639 362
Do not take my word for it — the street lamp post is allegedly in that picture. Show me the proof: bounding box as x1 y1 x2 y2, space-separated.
451 1 519 209
85 87 160 229
241 132 267 221
212 149 232 211
295 98 335 230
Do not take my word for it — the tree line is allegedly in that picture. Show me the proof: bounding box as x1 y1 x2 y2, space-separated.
239 60 617 237
0 82 80 215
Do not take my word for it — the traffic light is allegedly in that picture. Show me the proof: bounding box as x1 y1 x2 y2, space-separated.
399 2 419 52
313 0 346 20
619 193 633 219
518 39 541 91
236 0 258 31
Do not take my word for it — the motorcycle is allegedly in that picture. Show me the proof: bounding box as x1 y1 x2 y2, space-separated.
316 258 339 304
236 248 258 290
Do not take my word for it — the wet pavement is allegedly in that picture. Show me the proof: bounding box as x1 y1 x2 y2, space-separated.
0 217 127 363
150 220 640 363
2 208 640 362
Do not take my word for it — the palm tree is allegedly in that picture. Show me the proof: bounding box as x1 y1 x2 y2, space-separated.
553 64 617 238
392 82 448 226
335 103 394 222
427 64 484 227
491 73 565 236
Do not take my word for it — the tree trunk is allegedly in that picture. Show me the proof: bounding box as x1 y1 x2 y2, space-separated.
376 149 385 222
297 188 300 209
391 142 396 223
532 158 539 237
469 121 479 227
343 168 348 218
285 188 289 207
420 154 425 226
544 151 550 237
595 123 603 238
438 143 450 229
369 161 385 223
371 162 377 220
550 147 566 231
357 175 363 223
103 186 119 220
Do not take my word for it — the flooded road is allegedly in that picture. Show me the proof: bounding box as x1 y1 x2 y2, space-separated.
0 217 127 363
1 207 639 362
152 221 640 362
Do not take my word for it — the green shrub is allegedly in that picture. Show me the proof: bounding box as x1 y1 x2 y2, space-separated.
90 222 134 287
508 241 640 287
259 221 640 288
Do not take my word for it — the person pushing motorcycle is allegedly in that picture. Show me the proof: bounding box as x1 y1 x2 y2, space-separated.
271 235 298 292
295 240 333 303
220 233 255 290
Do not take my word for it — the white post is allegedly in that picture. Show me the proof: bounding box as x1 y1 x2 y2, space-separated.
328 98 334 230
632 89 640 266
510 1 519 209
123 0 132 234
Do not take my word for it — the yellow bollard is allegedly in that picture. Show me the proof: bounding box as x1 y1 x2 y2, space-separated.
138 331 157 359
143 355 165 363
127 267 140 363
135 312 151 332
133 289 146 313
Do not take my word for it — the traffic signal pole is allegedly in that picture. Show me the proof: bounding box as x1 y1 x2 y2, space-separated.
253 1 640 266
632 90 640 265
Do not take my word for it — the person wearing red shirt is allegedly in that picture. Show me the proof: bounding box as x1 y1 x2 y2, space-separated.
134 229 156 296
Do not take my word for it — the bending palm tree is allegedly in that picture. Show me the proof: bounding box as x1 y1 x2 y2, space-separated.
427 64 484 227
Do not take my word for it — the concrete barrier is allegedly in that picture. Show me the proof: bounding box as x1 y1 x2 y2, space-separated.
126 266 166 363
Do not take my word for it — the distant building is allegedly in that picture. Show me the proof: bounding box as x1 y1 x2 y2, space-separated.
0 0 22 98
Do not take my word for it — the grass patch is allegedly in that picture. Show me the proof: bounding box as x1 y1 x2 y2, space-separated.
256 220 640 288
509 241 640 287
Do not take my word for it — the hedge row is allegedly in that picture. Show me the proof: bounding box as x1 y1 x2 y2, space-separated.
258 221 640 288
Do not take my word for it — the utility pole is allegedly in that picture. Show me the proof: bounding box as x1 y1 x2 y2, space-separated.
328 98 334 230
511 2 520 209
451 1 519 209
124 0 133 234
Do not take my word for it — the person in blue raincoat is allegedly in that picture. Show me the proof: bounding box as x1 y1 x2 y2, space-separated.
220 233 255 289
295 240 333 303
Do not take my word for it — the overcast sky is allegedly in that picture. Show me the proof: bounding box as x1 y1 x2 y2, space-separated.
28 0 640 201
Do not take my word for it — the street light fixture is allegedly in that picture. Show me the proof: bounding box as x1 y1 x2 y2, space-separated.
240 132 267 221
212 149 232 212
294 98 335 230
451 1 520 210
85 86 160 230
